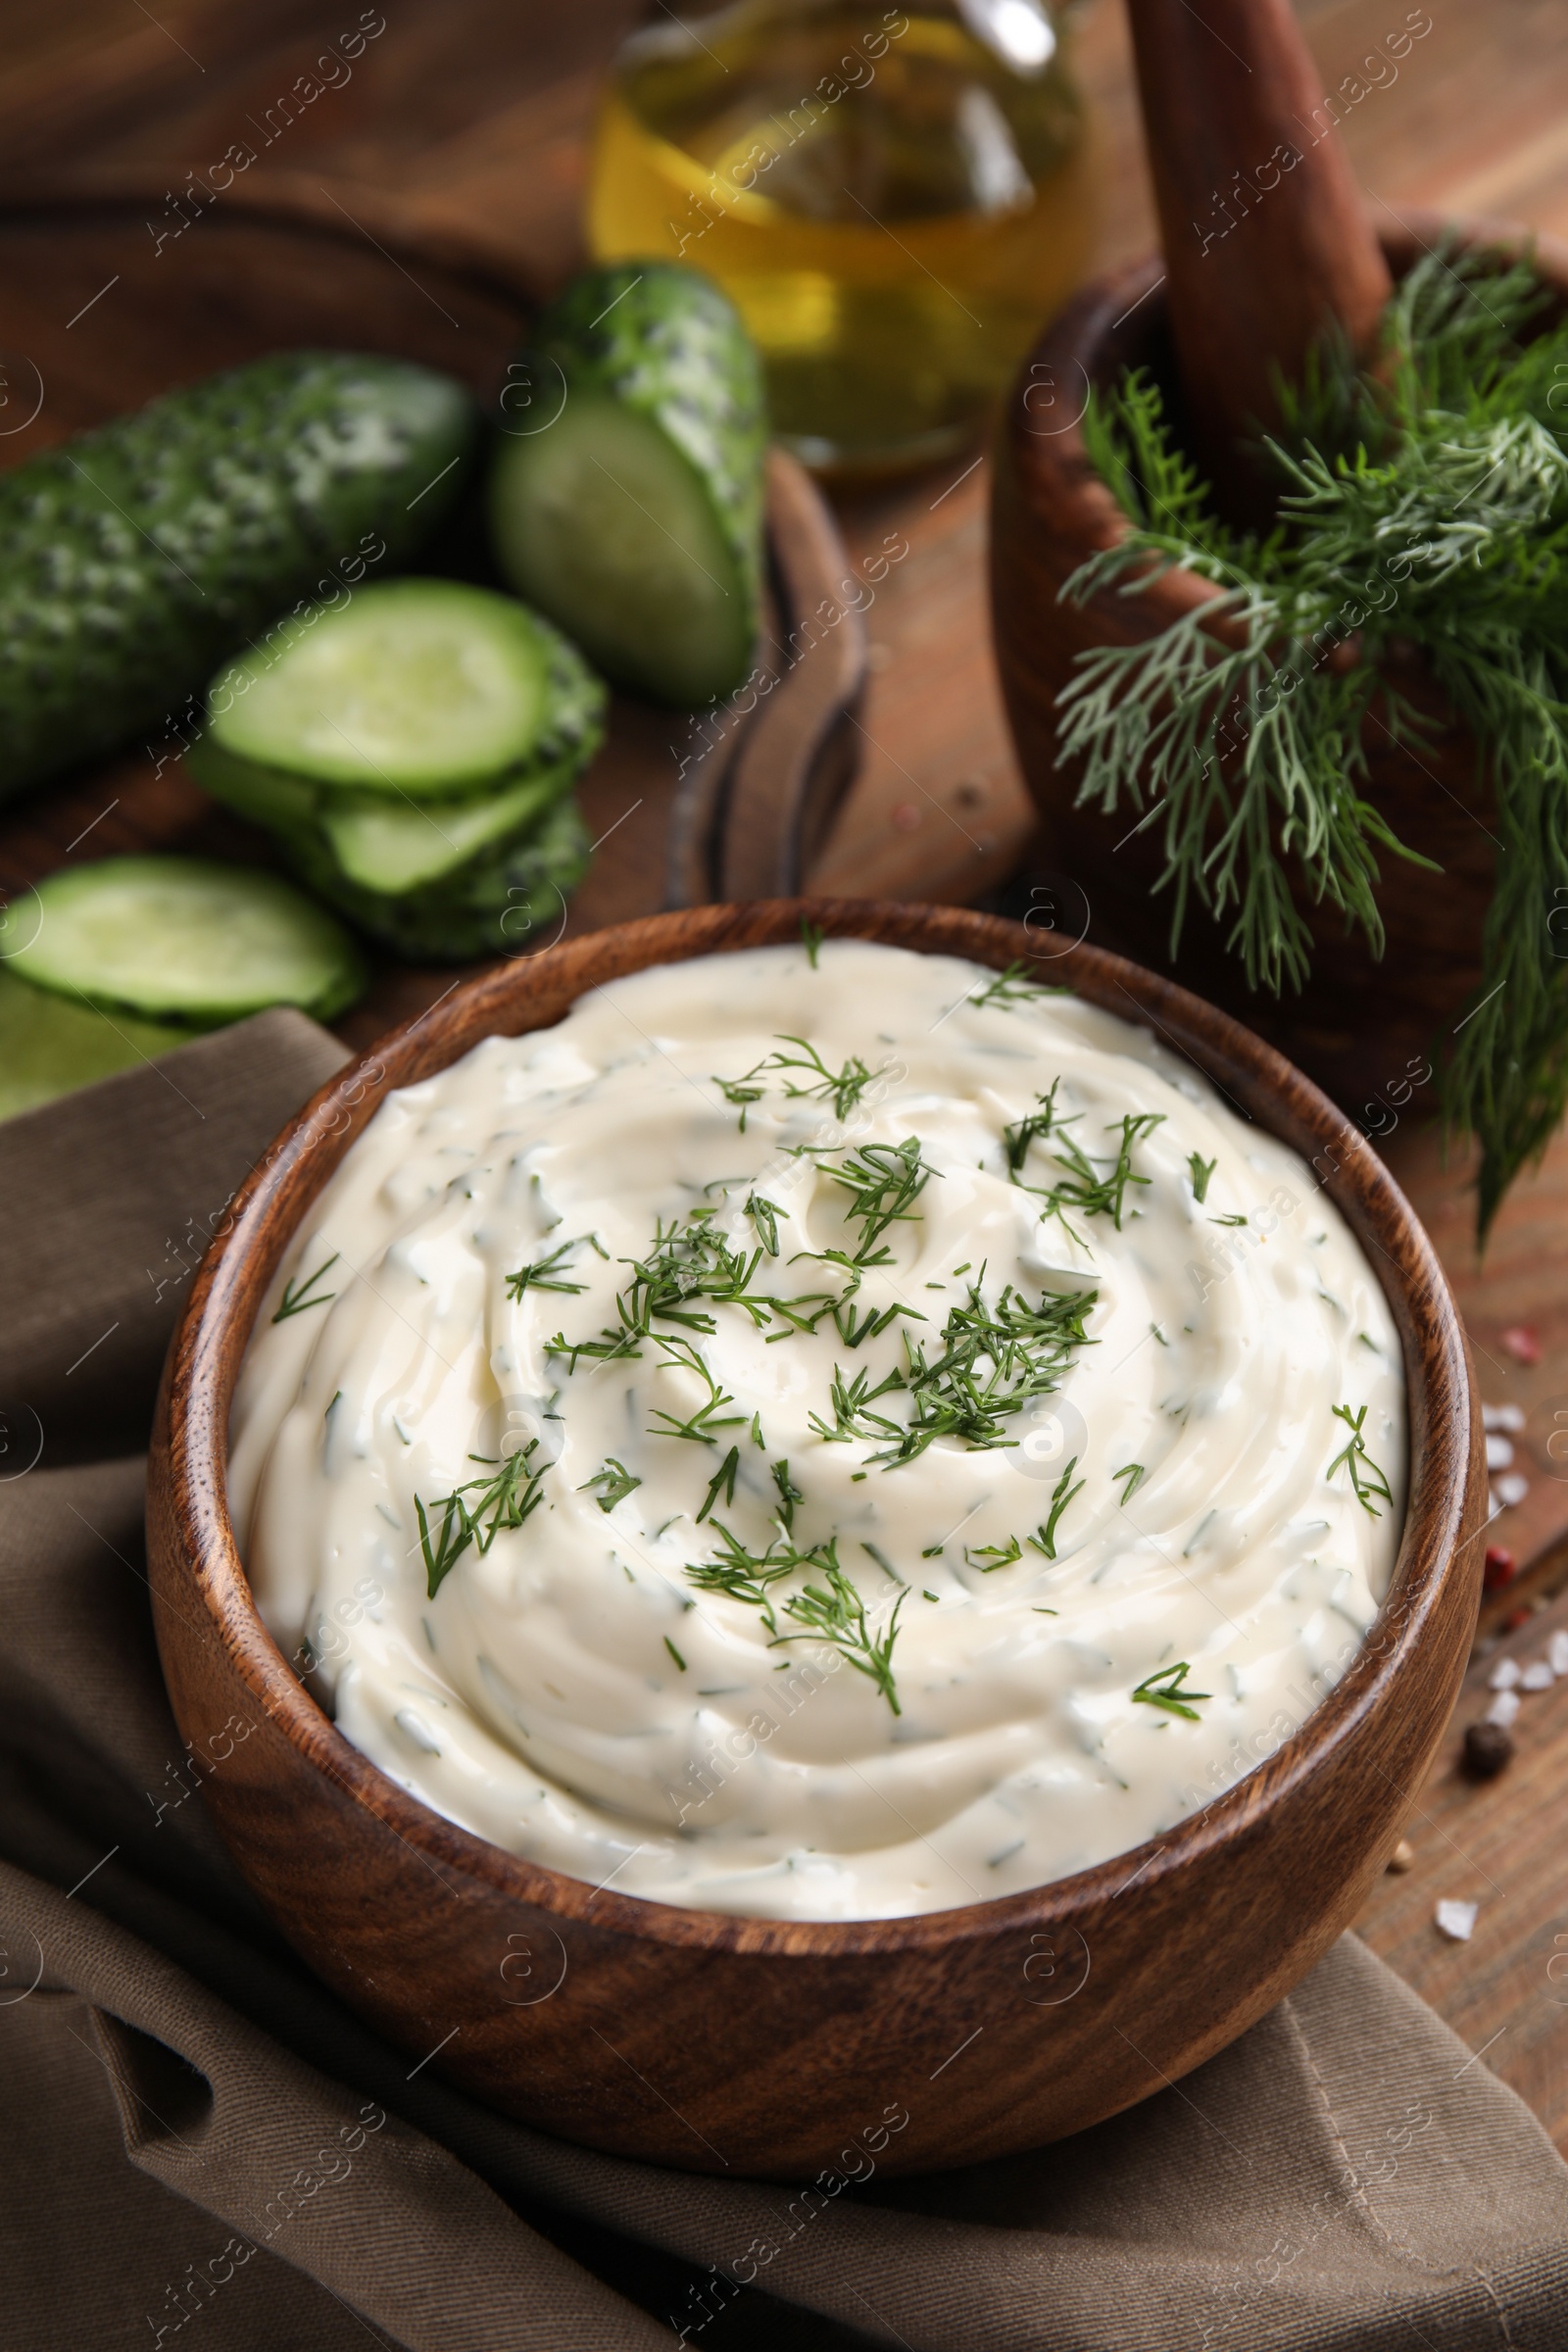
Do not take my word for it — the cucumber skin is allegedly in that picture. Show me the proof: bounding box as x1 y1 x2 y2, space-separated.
0 353 476 802
496 263 767 700
280 794 592 961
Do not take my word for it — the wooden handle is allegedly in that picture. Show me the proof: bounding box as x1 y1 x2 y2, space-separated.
1126 0 1393 510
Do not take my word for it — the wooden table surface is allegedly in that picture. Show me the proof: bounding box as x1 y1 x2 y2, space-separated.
15 0 1568 2149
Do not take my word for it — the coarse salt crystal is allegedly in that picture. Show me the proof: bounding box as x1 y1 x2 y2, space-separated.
1486 1435 1515 1472
1550 1631 1568 1677
1484 1402 1527 1433
1487 1689 1522 1728
1496 1473 1531 1508
1490 1657 1522 1690
1522 1661 1554 1691
1436 1899 1479 1942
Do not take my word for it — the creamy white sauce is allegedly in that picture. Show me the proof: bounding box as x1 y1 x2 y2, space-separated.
229 941 1404 1921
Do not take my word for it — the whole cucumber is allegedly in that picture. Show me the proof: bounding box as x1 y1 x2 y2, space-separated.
0 352 476 802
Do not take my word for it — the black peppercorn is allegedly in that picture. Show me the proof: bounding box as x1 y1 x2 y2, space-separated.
1462 1720 1514 1780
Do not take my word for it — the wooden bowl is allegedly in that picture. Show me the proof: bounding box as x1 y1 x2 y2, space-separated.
146 899 1486 2178
989 210 1568 1123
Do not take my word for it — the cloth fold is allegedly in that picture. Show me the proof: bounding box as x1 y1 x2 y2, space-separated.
2 1013 1566 2351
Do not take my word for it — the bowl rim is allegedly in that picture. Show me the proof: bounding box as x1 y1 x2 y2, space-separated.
160 896 1479 1958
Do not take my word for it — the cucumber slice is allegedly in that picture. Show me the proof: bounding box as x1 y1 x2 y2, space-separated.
318 760 575 894
488 264 765 707
183 737 320 837
208 581 604 794
2 857 366 1027
283 794 591 961
0 967 188 1122
0 353 475 804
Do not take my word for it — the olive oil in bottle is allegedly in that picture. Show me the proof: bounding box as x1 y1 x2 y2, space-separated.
588 0 1101 475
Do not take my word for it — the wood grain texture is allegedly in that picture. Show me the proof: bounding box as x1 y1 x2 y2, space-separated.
145 899 1485 2176
989 212 1568 1118
1356 1575 1568 2151
1125 0 1393 515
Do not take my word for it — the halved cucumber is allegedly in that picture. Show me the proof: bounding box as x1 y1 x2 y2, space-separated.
2 857 366 1027
207 580 605 795
488 263 766 707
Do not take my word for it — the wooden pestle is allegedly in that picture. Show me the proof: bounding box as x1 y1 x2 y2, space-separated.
1125 0 1393 515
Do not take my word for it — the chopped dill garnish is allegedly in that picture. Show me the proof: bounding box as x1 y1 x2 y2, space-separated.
965 1533 1023 1571
875 1279 1099 1466
808 1361 906 1446
1188 1153 1217 1204
923 1588 940 1603
663 1636 688 1672
1132 1661 1211 1721
696 1444 741 1523
802 917 824 968
770 1457 804 1532
579 1457 641 1512
647 1335 746 1446
1210 1213 1249 1228
682 1516 905 1711
820 1136 935 1263
972 960 1053 1010
1113 1462 1146 1502
1004 1092 1166 1244
416 1443 547 1598
273 1252 339 1322
1028 1456 1085 1558
714 1073 765 1130
750 1411 765 1449
505 1236 591 1299
1326 1402 1394 1516
746 1193 781 1254
863 1541 906 1585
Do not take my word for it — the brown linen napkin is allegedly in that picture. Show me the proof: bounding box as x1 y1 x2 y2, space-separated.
3 1016 1568 2352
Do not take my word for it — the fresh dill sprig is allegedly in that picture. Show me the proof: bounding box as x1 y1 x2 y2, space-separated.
682 1522 906 1711
1132 1661 1211 1721
870 1279 1099 1466
697 1444 741 1523
579 1457 641 1512
808 1361 906 1446
547 1207 774 1365
767 1035 883 1120
1326 1401 1394 1516
505 1236 592 1299
1063 247 1568 1233
972 960 1054 1010
821 1136 934 1263
1112 1462 1146 1502
647 1335 746 1446
273 1252 339 1322
746 1194 781 1254
965 1533 1023 1571
1003 1094 1164 1243
772 1541 905 1714
1027 1457 1085 1559
416 1443 547 1598
714 1073 765 1130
